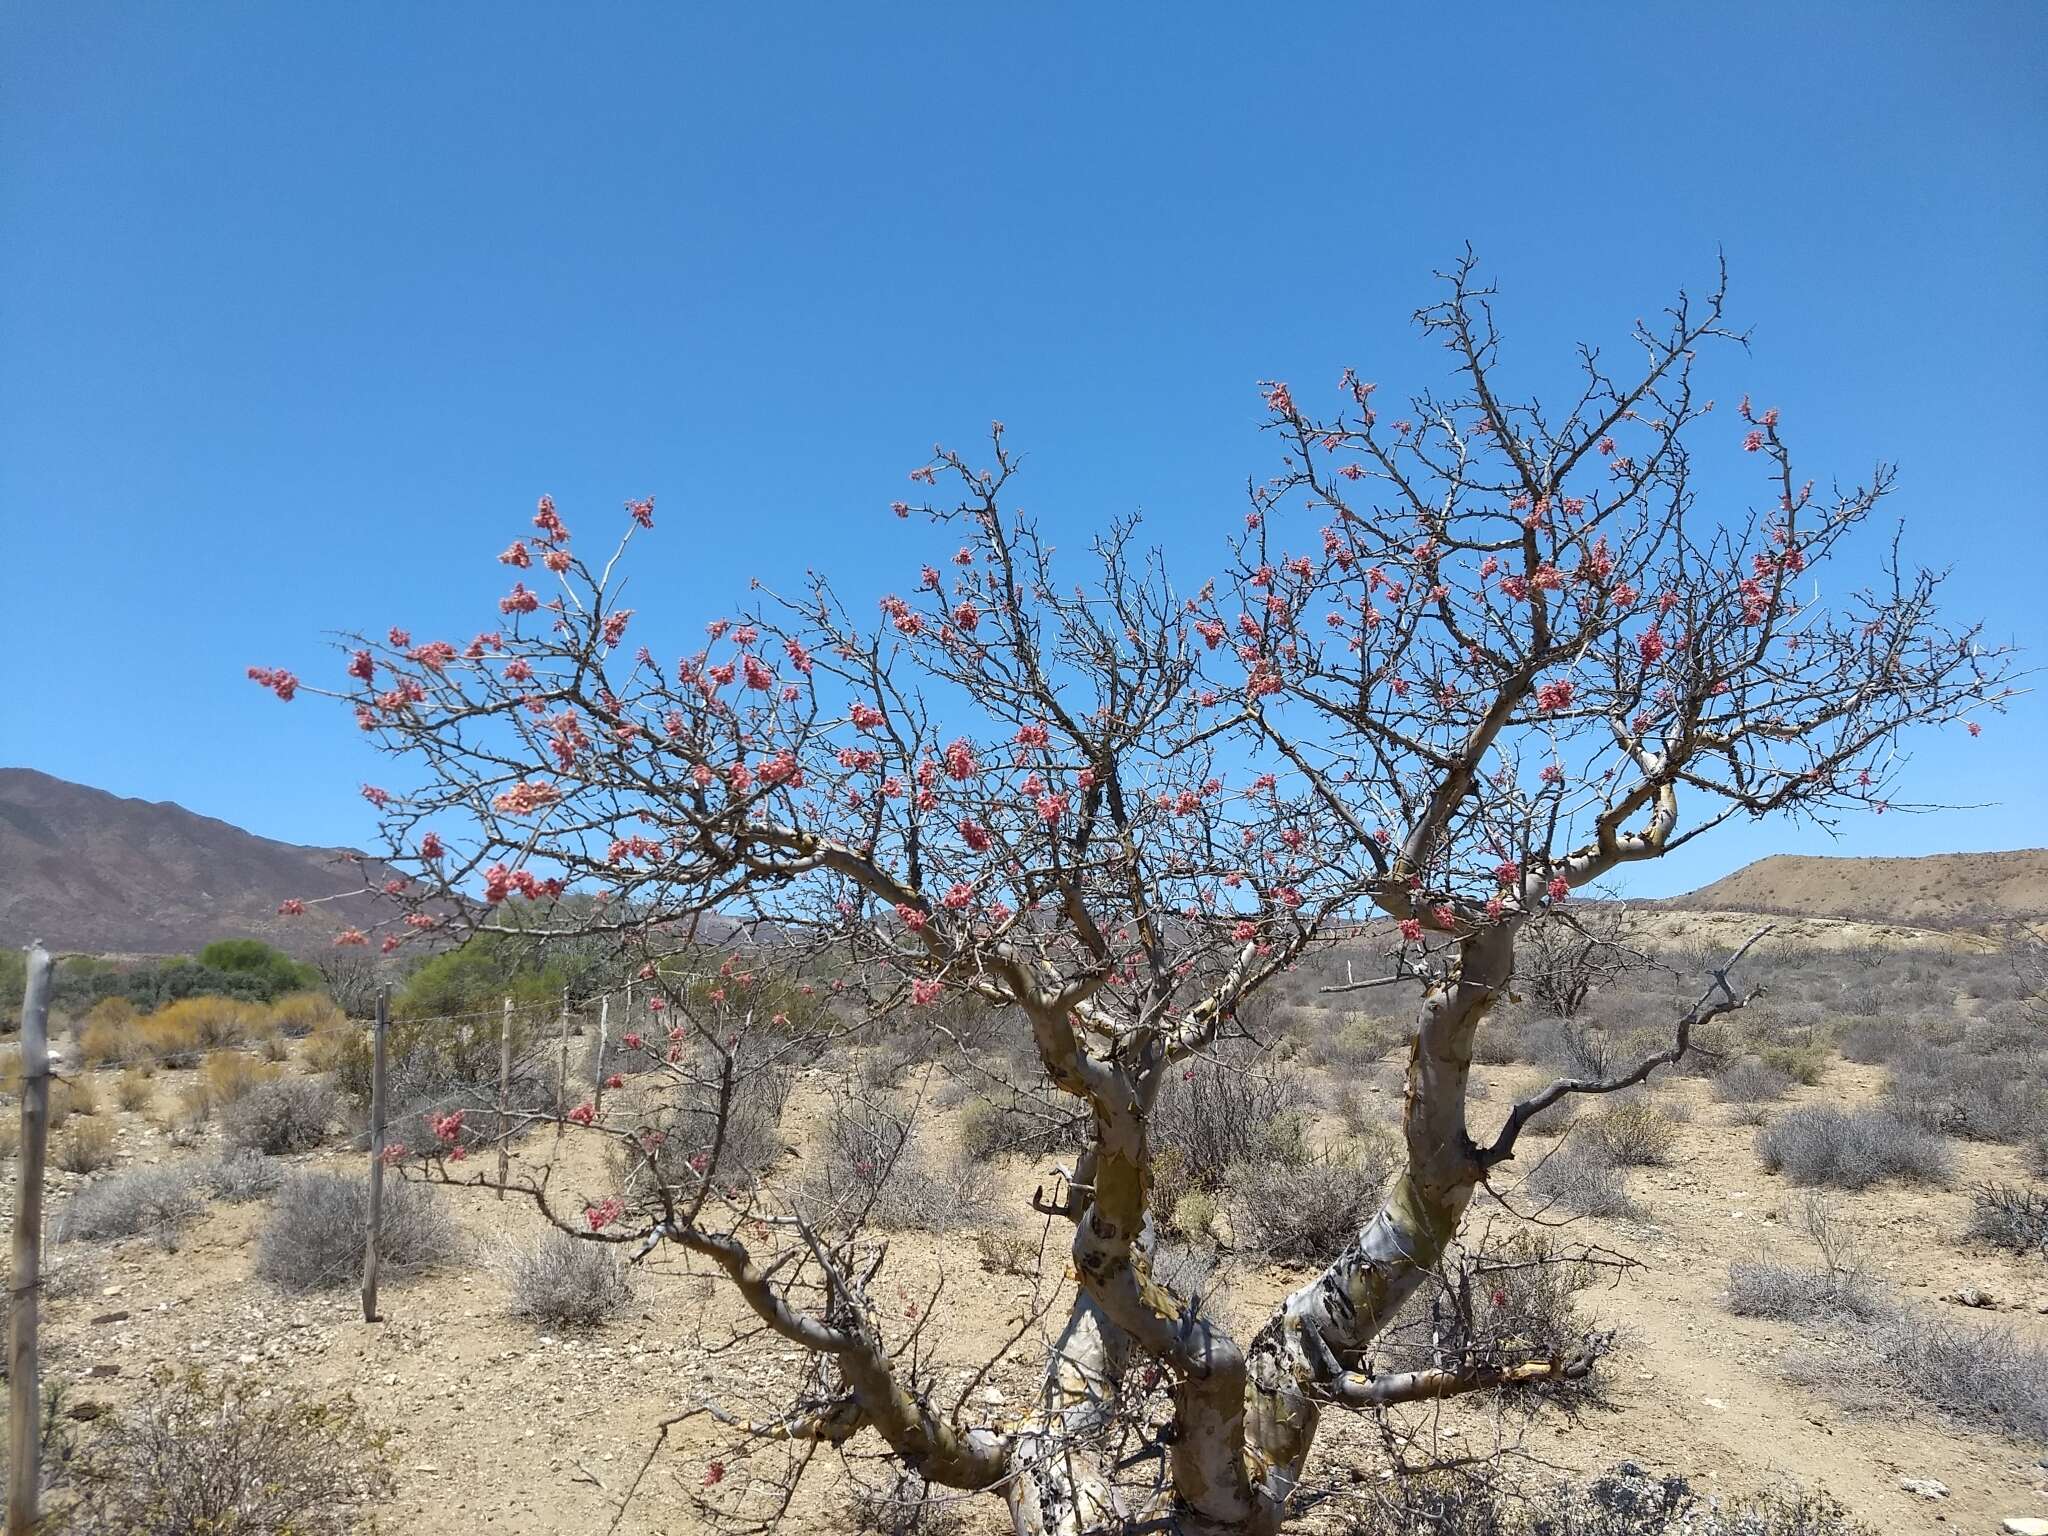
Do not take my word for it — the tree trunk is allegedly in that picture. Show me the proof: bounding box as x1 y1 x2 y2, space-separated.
1240 925 1516 1527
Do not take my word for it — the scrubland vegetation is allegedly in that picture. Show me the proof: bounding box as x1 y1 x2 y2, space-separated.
2 919 2044 1533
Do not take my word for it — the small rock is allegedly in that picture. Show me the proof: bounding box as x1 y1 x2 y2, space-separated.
1949 1287 1995 1309
1900 1478 1949 1499
88 1311 129 1326
87 1365 119 1379
2004 1521 2048 1536
65 1401 105 1422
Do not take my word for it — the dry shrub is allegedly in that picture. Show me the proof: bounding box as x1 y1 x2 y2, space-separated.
114 1069 154 1112
1846 1305 2048 1443
201 1052 281 1106
65 1368 393 1536
1343 1461 1869 1536
613 1058 792 1200
847 1470 967 1536
222 1076 337 1154
169 1079 214 1129
1886 1043 2047 1143
1309 1014 1407 1073
954 1087 1083 1163
269 991 345 1038
197 1149 284 1204
54 1076 100 1119
1755 1105 1952 1190
499 1229 633 1327
1727 1196 1882 1324
1582 1101 1678 1167
798 1091 994 1232
56 1167 203 1249
0 1118 18 1160
1712 1056 1794 1116
255 1171 449 1291
1524 1141 1642 1220
1227 1134 1398 1263
1969 1182 2048 1256
1520 1095 1580 1138
55 1119 118 1174
974 1230 1040 1276
1728 1255 1885 1324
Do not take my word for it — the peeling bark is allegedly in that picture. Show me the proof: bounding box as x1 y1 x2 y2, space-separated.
1239 925 1517 1529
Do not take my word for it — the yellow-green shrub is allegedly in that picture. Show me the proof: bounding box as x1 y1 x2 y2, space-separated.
115 1069 154 1113
55 1119 117 1174
139 1010 204 1068
302 1024 359 1076
1759 1041 1830 1086
269 992 345 1038
80 1018 144 1068
149 997 272 1052
61 1077 102 1117
201 1053 280 1106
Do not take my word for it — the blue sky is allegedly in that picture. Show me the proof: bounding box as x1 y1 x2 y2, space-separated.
4 3 2043 898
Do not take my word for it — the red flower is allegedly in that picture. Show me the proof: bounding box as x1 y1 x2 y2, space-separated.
567 1103 595 1126
245 666 299 702
277 899 306 917
1399 918 1423 943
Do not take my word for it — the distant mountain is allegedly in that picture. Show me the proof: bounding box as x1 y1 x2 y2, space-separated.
1666 848 2048 932
0 768 387 957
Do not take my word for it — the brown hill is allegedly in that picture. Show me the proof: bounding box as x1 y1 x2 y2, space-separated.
0 768 386 957
1667 848 2048 931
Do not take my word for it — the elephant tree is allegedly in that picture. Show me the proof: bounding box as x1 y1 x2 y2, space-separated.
259 259 2010 1535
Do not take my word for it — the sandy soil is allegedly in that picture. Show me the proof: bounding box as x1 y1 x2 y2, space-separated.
16 1038 2047 1536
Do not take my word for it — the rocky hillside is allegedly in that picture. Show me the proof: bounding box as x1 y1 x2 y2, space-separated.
0 768 384 956
1668 848 2048 931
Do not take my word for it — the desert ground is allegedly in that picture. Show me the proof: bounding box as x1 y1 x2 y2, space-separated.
8 908 2047 1535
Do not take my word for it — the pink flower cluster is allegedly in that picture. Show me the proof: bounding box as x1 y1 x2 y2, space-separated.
246 666 299 702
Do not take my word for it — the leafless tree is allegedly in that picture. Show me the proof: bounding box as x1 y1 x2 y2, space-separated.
257 256 2012 1536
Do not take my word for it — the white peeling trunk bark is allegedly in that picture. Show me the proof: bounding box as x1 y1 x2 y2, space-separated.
1240 925 1516 1528
1006 1290 1129 1536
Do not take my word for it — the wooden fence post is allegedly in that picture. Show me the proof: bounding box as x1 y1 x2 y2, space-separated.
592 994 610 1115
555 986 570 1127
8 944 52 1536
360 986 389 1323
495 997 512 1198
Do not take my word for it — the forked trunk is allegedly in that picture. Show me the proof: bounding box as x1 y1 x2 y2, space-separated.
1006 929 1515 1535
